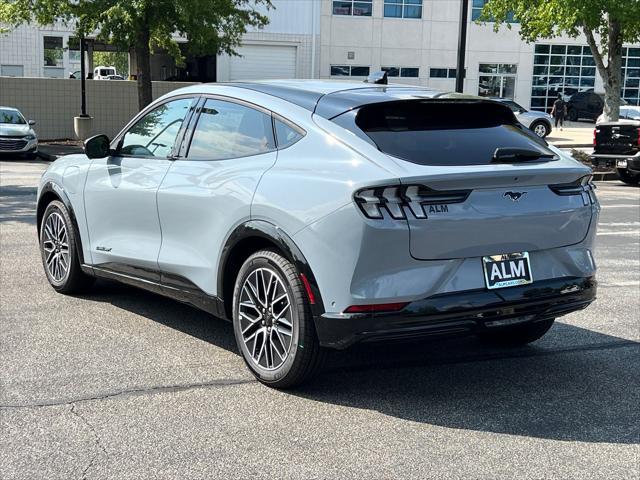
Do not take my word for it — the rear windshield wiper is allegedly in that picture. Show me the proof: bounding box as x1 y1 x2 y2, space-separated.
492 147 556 163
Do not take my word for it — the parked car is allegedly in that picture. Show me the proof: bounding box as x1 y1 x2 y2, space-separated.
93 66 118 80
0 106 38 158
492 98 553 137
596 105 640 124
591 120 640 185
36 81 599 387
566 91 604 121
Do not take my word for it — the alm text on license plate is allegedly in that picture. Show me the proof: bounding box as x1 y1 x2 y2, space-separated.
482 252 533 290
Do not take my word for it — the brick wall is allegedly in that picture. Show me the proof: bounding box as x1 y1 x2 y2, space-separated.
0 77 197 140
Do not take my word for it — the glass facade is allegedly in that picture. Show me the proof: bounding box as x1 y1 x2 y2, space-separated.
530 44 597 112
532 44 640 110
622 47 640 106
382 66 420 78
478 63 517 99
330 65 371 77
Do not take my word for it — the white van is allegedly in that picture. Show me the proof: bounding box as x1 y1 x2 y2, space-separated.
93 66 118 80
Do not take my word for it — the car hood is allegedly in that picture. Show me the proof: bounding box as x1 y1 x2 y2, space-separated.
0 123 33 137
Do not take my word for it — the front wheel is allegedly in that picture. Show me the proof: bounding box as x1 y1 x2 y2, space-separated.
232 250 325 388
39 200 94 294
530 121 550 138
616 168 640 185
477 318 555 346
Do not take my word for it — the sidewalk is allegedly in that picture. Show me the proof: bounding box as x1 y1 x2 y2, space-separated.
546 120 594 148
38 140 83 161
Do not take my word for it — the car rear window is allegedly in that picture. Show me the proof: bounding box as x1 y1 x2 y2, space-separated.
352 100 554 166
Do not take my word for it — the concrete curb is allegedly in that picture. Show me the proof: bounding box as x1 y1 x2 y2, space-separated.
551 144 594 149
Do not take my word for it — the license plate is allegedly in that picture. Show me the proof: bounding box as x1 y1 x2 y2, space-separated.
482 252 533 290
617 159 628 168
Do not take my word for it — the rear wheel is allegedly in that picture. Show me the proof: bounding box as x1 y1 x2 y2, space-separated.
616 168 640 185
39 200 94 294
232 250 324 388
477 318 555 346
530 121 550 138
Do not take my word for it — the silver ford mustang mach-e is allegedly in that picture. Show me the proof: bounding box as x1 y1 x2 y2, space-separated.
37 80 599 387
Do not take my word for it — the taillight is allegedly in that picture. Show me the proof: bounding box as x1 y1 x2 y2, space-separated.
344 302 408 314
354 184 470 220
549 175 597 205
637 128 640 147
593 128 597 147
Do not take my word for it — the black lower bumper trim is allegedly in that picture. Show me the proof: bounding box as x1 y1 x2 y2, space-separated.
316 276 596 349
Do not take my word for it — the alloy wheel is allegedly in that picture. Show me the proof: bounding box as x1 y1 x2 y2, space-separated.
534 123 548 137
238 267 293 370
42 211 70 282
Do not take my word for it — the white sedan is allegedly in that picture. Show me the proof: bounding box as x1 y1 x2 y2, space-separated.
0 106 38 158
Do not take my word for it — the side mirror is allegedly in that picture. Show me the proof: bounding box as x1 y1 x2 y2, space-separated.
84 134 111 159
28 120 36 126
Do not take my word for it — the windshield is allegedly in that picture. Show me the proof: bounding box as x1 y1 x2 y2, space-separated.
0 109 26 125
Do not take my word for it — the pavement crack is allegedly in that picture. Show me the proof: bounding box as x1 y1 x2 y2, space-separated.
0 377 255 410
70 404 108 480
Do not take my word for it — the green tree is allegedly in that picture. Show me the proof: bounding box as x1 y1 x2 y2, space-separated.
93 51 129 78
1 0 272 110
480 0 640 121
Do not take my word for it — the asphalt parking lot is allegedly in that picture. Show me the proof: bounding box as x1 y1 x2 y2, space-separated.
1 159 638 479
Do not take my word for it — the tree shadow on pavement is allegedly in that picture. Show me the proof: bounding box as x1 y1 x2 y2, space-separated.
0 185 37 225
84 280 639 445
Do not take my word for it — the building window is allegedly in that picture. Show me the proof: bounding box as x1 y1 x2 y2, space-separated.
382 66 420 78
0 65 24 77
623 47 640 106
430 68 457 78
471 0 517 22
478 63 517 99
43 36 63 67
67 37 81 63
384 0 423 19
531 44 597 111
331 65 371 77
333 1 373 16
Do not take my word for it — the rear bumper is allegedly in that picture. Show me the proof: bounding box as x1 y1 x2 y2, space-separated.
315 276 596 349
591 152 640 172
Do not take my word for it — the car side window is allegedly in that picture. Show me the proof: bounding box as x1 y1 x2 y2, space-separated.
274 117 304 149
120 98 193 158
187 98 275 160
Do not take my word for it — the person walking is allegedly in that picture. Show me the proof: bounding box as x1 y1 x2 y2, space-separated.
551 93 567 131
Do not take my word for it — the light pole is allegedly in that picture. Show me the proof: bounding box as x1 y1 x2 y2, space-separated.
455 0 469 93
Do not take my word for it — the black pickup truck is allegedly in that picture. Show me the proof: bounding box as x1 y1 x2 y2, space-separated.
591 121 640 185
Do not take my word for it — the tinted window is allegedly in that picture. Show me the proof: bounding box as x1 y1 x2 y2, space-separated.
274 118 303 148
120 98 193 157
353 100 554 166
0 109 26 124
187 99 275 160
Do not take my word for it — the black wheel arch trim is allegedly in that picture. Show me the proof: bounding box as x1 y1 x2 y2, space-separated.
218 220 325 319
37 181 87 265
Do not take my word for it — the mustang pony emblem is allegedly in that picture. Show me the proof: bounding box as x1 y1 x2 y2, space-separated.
504 191 527 202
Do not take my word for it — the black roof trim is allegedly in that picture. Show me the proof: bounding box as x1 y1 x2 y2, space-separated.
225 82 325 112
226 82 474 119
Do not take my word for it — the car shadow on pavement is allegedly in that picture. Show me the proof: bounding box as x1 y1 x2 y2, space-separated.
85 280 639 445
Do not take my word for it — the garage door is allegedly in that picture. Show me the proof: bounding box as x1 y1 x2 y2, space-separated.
229 44 297 80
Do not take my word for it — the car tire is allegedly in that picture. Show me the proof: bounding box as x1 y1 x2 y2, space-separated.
616 168 640 185
39 200 95 294
530 121 550 138
567 109 578 122
477 318 555 346
232 249 325 388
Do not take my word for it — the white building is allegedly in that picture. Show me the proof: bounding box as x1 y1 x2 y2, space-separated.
1 0 639 111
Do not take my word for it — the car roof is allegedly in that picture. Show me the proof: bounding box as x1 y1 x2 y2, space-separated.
201 80 460 119
0 106 20 111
